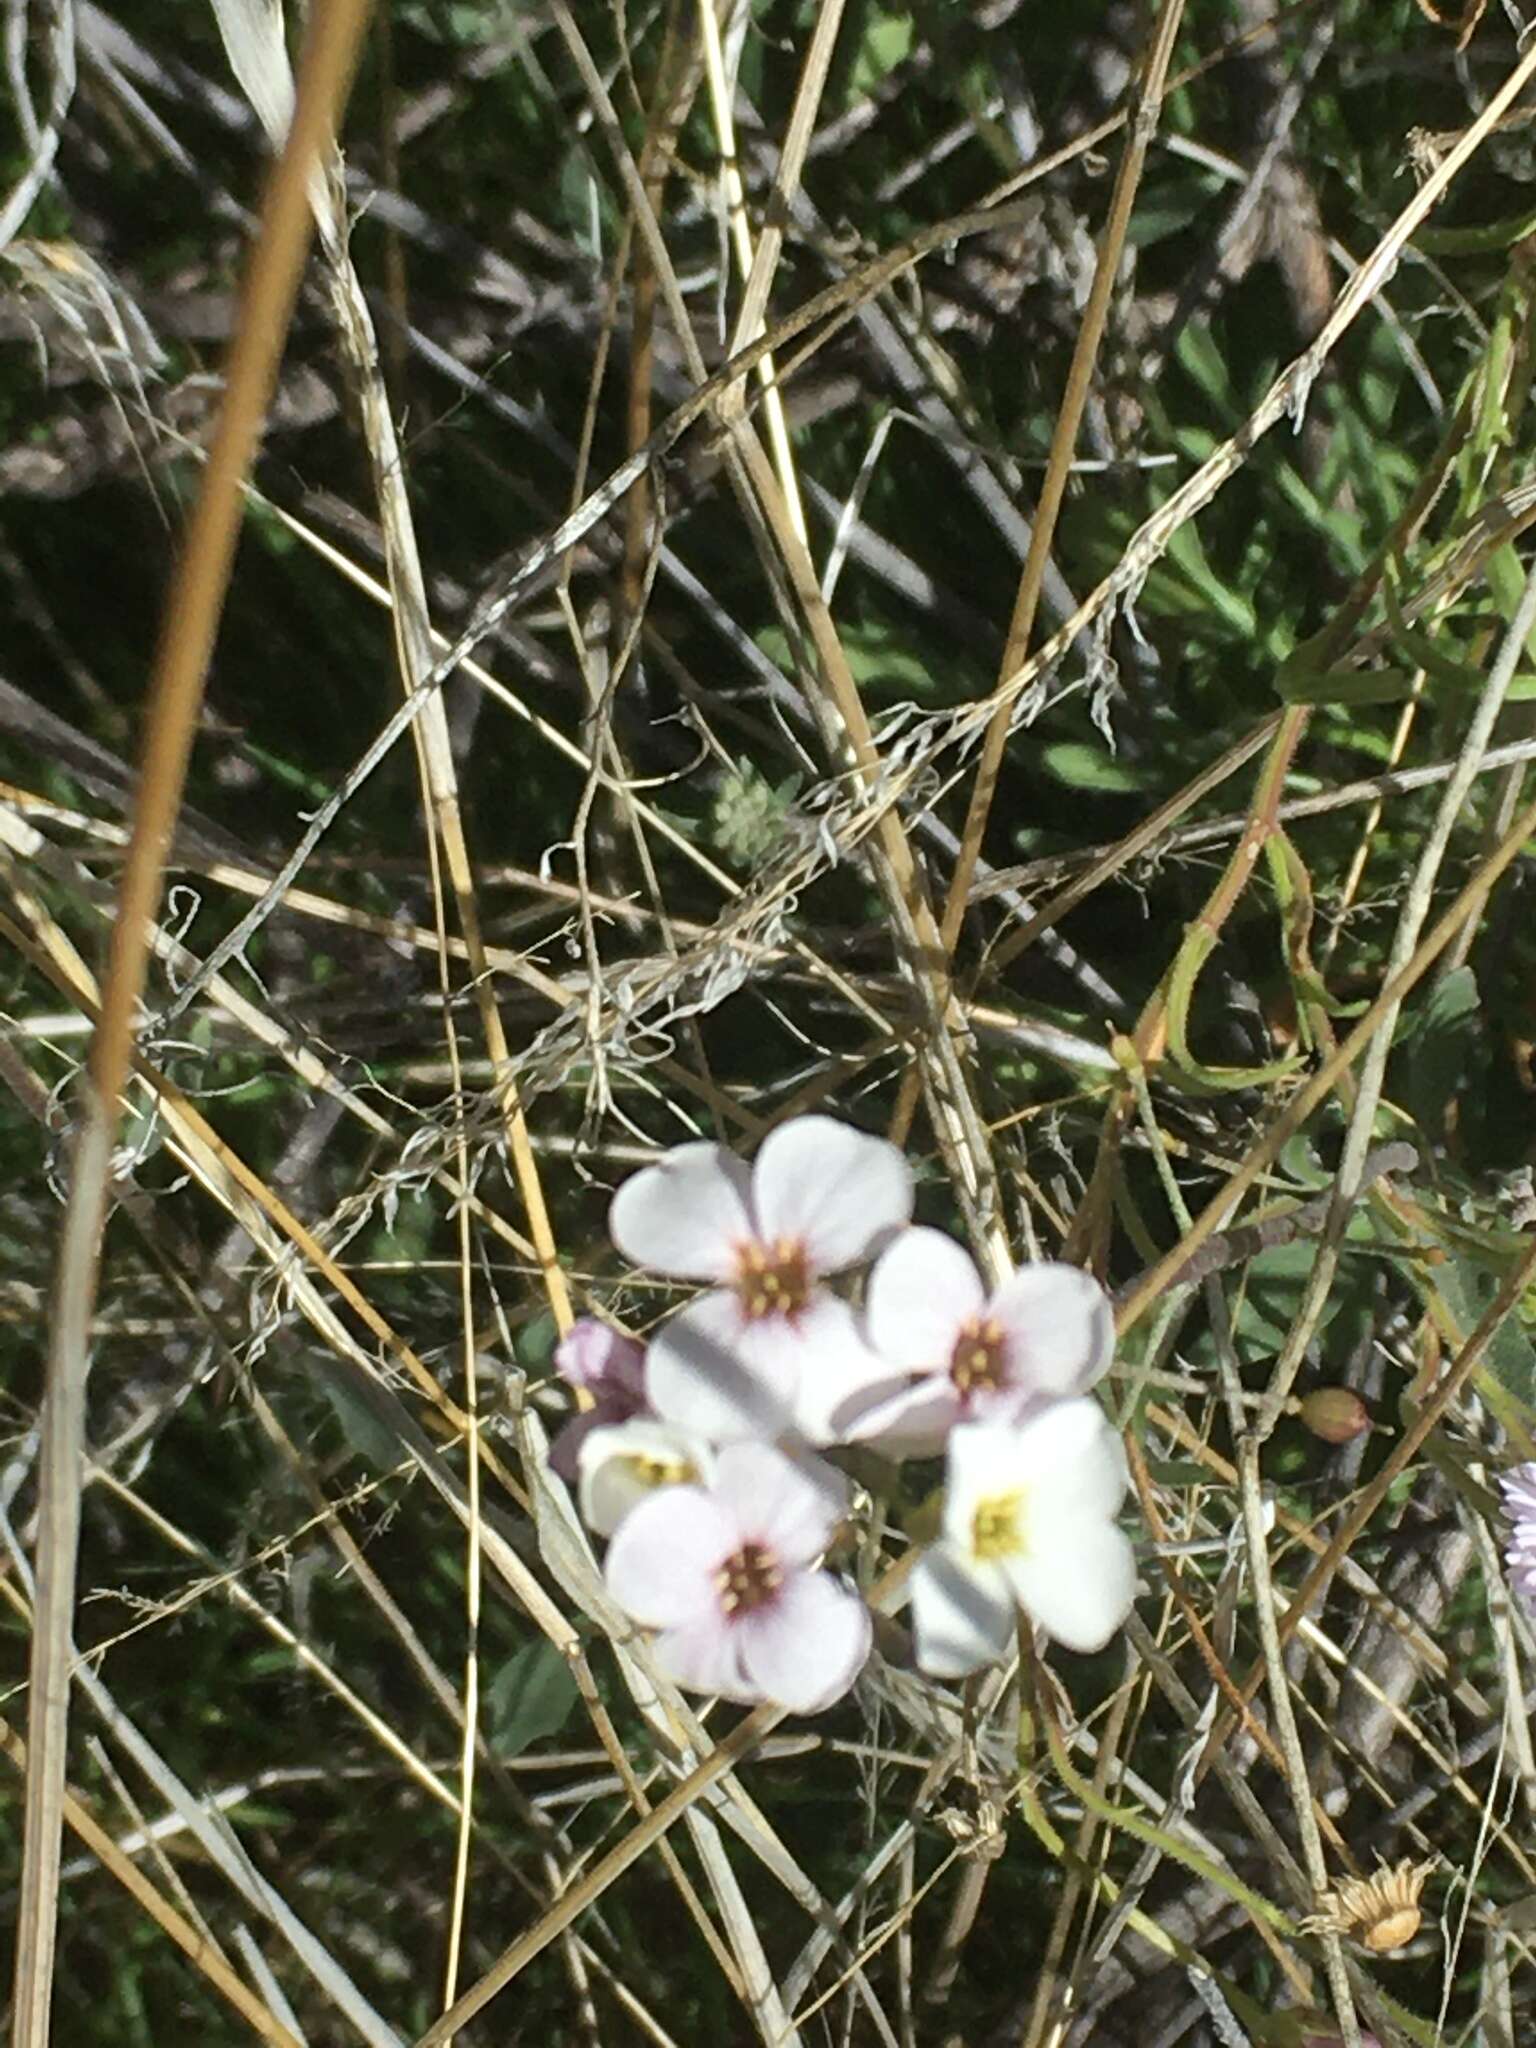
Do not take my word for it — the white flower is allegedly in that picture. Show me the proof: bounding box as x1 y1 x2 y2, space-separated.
836 1227 1113 1456
577 1416 715 1536
911 1403 1135 1675
609 1115 911 1443
604 1441 870 1711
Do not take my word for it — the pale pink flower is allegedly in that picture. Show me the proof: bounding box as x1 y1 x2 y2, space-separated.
836 1228 1114 1457
911 1402 1135 1676
609 1116 911 1443
547 1318 649 1483
1501 1461 1536 1618
604 1440 870 1711
577 1416 714 1537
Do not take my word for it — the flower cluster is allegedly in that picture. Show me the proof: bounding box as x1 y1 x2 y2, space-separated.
551 1116 1136 1711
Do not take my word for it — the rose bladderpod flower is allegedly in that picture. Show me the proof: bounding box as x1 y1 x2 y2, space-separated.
577 1415 715 1537
911 1401 1135 1676
834 1226 1114 1457
547 1317 649 1484
1500 1461 1536 1618
604 1439 871 1711
609 1115 912 1443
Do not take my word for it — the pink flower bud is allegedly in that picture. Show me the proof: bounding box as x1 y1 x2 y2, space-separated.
548 1320 649 1485
554 1318 646 1403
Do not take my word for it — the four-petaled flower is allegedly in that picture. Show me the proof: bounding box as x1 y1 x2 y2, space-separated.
1502 1461 1536 1621
839 1227 1114 1456
547 1317 649 1484
910 1402 1136 1674
609 1115 911 1444
604 1441 870 1711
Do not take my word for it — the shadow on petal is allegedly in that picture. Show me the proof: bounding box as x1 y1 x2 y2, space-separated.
911 1546 1014 1679
648 1292 798 1441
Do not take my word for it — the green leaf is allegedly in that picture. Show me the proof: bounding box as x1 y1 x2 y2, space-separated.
840 622 941 697
1275 664 1417 707
1145 1459 1213 1489
1175 322 1236 416
1126 175 1220 247
1277 1136 1330 1189
1038 741 1146 794
1434 1253 1536 1404
515 1309 559 1374
1162 519 1256 635
711 759 801 864
1401 966 1480 1138
848 10 913 97
318 1366 409 1474
1234 1238 1346 1352
487 1638 578 1758
1415 203 1536 254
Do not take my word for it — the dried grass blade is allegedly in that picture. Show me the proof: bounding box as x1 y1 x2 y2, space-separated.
0 1711 306 2048
11 9 373 2040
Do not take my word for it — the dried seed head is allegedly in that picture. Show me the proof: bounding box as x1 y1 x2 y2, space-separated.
1303 1857 1434 1956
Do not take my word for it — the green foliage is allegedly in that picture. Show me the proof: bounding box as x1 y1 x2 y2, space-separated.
1400 964 1482 1139
485 1636 579 1756
710 758 803 866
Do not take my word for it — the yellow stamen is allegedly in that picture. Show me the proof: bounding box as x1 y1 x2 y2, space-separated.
971 1490 1027 1561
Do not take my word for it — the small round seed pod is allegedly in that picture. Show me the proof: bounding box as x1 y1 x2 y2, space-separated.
1299 1386 1371 1445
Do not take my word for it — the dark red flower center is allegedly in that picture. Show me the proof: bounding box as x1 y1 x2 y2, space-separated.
715 1541 783 1616
732 1236 811 1320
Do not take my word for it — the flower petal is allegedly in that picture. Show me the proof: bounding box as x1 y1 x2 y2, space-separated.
652 1615 756 1701
578 1418 712 1537
604 1485 737 1627
910 1547 1016 1679
716 1440 847 1566
750 1116 912 1274
988 1263 1114 1400
942 1403 1124 1555
941 1420 1039 1553
554 1317 647 1400
1004 1514 1137 1654
1009 1398 1128 1527
609 1143 753 1280
646 1289 800 1441
865 1227 984 1373
784 1293 896 1445
835 1376 960 1459
739 1571 871 1712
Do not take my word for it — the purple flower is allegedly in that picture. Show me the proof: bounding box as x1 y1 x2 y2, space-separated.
1501 1461 1536 1617
548 1318 648 1483
604 1440 871 1711
836 1227 1114 1457
609 1115 911 1444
